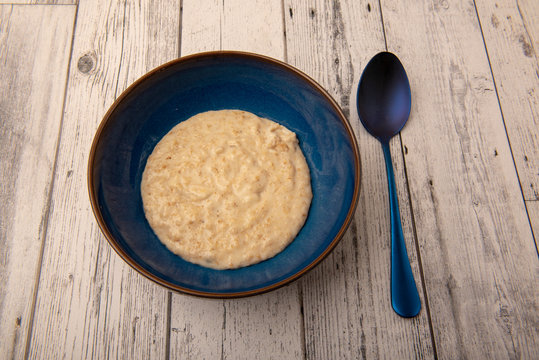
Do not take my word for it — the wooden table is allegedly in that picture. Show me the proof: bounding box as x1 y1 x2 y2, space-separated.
1 0 538 358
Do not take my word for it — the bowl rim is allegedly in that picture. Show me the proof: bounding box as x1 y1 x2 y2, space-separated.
87 50 361 298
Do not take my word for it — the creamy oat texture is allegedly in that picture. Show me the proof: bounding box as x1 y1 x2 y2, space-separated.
141 110 312 269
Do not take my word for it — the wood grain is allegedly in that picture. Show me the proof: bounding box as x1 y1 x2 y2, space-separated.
170 296 223 359
221 287 303 360
381 0 539 358
27 0 180 358
181 0 284 57
0 0 536 358
516 0 539 63
285 1 435 359
474 0 539 201
0 0 77 4
527 202 539 245
0 5 75 359
170 1 304 359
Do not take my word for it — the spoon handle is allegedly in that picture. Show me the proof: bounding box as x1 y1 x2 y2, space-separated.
381 141 421 317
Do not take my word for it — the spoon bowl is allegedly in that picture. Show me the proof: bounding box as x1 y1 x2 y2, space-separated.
357 52 421 318
357 52 411 142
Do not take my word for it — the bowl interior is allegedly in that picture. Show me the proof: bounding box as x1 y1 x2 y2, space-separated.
90 53 359 296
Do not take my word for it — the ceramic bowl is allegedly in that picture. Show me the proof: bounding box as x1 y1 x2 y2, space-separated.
88 51 360 297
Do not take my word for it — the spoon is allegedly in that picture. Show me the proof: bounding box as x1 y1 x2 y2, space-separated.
356 52 421 317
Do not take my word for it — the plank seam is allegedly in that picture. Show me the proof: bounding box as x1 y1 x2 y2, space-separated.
221 300 226 360
280 3 304 358
378 0 439 356
219 0 223 50
23 2 80 359
165 291 172 360
279 2 304 358
112 0 128 100
377 0 388 50
398 134 439 360
166 0 182 356
471 0 538 255
280 0 288 62
297 283 306 360
178 0 182 58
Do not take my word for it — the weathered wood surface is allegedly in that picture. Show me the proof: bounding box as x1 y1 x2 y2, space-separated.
181 0 285 58
474 0 539 202
517 0 539 64
285 1 435 359
0 0 537 359
26 0 179 358
0 5 75 359
528 202 539 244
382 0 539 358
0 0 76 4
170 1 304 359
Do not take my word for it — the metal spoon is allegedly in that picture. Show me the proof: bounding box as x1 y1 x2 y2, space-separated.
356 52 421 317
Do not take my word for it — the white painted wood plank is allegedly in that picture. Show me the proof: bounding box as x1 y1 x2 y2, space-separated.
0 5 75 359
526 201 539 244
0 1 76 4
180 0 221 55
222 287 303 360
181 0 284 58
285 1 435 359
517 0 539 63
221 0 284 57
381 0 539 358
171 1 304 359
27 0 180 358
170 296 223 359
474 0 539 201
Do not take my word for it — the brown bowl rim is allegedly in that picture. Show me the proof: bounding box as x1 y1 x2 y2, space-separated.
87 50 361 298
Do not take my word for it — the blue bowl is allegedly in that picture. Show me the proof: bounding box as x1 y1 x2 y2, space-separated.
88 51 360 297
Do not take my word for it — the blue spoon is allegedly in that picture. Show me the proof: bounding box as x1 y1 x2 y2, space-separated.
357 52 421 317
